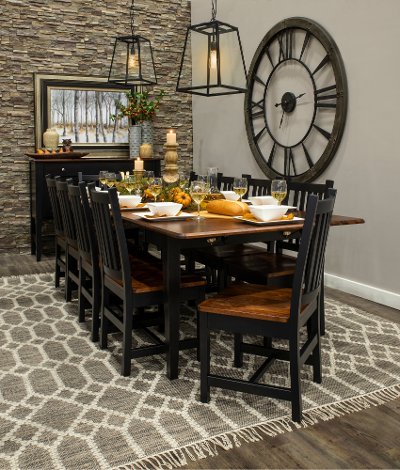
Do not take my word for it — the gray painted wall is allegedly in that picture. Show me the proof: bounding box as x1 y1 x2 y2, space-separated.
191 0 400 305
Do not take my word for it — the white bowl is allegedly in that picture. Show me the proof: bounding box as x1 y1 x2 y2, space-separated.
118 195 142 208
248 196 278 205
147 202 182 217
249 205 293 222
220 190 240 201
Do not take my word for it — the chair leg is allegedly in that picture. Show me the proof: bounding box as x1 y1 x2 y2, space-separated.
55 242 61 288
121 304 133 377
99 289 109 350
319 280 326 335
200 313 210 403
234 334 243 368
311 310 322 384
91 274 101 343
78 264 85 323
289 338 302 423
65 250 72 302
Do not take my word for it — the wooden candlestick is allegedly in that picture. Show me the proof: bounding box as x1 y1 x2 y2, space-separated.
133 169 145 181
163 143 179 184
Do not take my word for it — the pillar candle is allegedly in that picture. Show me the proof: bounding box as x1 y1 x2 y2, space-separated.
134 157 144 171
166 130 176 145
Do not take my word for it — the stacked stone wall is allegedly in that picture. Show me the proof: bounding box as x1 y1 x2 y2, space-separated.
0 0 192 252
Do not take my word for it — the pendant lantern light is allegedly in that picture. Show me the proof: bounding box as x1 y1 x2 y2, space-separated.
108 0 157 86
176 0 247 96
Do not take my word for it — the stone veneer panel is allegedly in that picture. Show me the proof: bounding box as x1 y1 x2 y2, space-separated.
0 0 192 253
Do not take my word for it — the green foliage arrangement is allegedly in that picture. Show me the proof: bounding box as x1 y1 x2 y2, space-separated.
113 89 166 124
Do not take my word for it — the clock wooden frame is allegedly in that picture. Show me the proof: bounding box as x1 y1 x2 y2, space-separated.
245 17 348 182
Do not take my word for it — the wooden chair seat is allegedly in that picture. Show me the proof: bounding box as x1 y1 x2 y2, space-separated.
199 283 295 323
114 254 206 294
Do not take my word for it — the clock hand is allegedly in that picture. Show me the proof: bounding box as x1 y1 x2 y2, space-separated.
275 92 306 108
279 109 285 129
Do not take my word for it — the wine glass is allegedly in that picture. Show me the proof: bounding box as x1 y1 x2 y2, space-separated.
105 172 117 189
125 175 136 195
99 170 108 190
190 180 209 221
179 170 190 190
233 177 248 202
148 177 163 202
271 178 287 205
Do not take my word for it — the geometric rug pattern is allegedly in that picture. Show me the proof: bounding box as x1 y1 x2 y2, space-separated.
0 273 399 470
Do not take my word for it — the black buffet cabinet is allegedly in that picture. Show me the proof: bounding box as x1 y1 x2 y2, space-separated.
29 157 161 261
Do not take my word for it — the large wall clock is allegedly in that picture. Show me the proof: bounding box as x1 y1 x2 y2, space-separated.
245 17 348 182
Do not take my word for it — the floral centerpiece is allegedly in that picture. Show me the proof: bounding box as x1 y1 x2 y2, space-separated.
113 89 166 124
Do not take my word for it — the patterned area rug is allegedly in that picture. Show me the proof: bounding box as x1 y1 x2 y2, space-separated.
0 273 399 470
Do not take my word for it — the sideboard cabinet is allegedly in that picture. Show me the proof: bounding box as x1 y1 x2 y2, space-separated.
30 157 161 261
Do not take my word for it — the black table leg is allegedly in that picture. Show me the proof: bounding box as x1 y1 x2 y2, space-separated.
163 238 181 379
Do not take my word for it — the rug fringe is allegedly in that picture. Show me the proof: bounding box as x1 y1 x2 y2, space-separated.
118 383 400 470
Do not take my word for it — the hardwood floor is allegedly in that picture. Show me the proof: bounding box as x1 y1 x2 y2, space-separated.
1 253 399 469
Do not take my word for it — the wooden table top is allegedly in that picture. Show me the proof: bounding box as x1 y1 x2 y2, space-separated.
121 212 365 240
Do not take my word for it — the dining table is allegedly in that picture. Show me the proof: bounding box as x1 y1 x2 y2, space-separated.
121 210 365 380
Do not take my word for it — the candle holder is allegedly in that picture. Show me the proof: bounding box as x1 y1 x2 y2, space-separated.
134 169 145 182
163 143 179 184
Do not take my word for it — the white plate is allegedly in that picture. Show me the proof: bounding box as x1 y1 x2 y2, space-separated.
136 212 197 222
234 216 304 226
119 204 148 212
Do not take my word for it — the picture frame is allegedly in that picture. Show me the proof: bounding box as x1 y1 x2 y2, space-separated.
34 73 132 154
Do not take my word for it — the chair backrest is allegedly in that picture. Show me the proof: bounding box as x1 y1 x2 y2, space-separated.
247 177 271 197
217 174 234 191
78 172 100 184
56 180 77 246
89 186 130 284
68 182 99 265
279 179 334 253
46 175 64 237
285 179 334 210
290 189 336 324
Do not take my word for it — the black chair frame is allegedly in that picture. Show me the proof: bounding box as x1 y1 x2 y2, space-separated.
199 190 336 422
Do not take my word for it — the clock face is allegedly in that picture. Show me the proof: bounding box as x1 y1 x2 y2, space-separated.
245 17 348 182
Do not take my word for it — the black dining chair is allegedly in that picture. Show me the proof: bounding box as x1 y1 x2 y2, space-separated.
68 182 101 342
55 180 80 302
198 189 336 422
224 179 335 332
45 175 66 288
89 186 206 376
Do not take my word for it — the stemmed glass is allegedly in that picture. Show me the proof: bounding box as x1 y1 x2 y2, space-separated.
179 170 190 191
125 175 136 195
233 177 248 201
99 170 108 190
271 178 287 205
190 180 209 221
148 177 163 202
105 172 117 189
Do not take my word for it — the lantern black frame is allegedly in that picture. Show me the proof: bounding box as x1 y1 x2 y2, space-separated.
108 34 157 87
176 19 248 97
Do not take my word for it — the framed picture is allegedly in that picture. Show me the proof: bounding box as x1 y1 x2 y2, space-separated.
34 74 132 153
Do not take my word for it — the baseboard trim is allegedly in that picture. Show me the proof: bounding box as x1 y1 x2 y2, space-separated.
325 273 400 311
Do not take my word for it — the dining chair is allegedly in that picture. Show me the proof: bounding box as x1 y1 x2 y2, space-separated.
55 180 80 302
45 175 66 288
68 182 101 342
225 179 335 332
198 190 336 422
89 186 206 376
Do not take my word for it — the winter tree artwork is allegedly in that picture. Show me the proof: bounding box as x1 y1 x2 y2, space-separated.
48 88 129 145
34 74 132 152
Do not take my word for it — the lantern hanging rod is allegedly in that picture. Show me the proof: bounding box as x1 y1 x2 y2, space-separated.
129 0 135 36
211 0 217 21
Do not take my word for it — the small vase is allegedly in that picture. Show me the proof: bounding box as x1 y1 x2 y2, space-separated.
139 143 153 159
129 125 142 158
43 128 59 150
141 120 153 146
